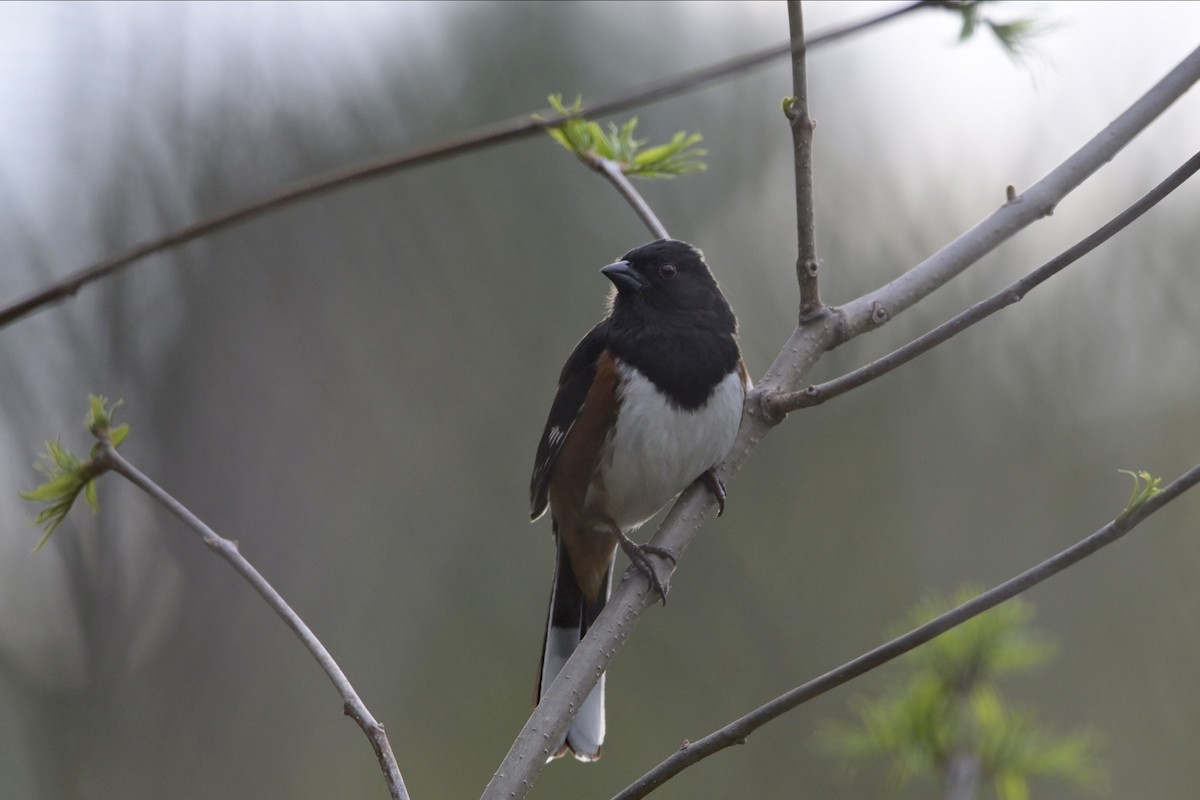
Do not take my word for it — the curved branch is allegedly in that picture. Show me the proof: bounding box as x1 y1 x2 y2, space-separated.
767 148 1200 415
613 461 1200 799
0 1 936 329
95 445 409 800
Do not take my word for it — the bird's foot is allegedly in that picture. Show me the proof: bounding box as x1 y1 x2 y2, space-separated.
613 528 675 605
701 468 727 516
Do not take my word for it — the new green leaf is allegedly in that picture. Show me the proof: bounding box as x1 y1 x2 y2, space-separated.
1118 469 1163 520
20 395 131 551
540 94 706 179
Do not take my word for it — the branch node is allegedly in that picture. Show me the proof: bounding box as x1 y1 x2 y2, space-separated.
1005 184 1019 203
755 390 788 426
826 305 851 350
798 301 830 325
870 301 889 326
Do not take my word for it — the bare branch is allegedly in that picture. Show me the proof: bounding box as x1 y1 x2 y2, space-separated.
0 1 936 330
823 44 1200 350
485 41 1200 800
786 1 821 314
94 445 409 800
613 462 1200 799
768 148 1200 415
595 157 671 239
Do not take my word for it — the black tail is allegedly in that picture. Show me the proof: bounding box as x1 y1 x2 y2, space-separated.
537 533 613 761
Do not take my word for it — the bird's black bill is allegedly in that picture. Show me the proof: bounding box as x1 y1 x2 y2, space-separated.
600 260 645 293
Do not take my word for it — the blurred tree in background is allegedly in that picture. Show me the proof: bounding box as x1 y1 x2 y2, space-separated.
2 2 1199 799
823 589 1103 800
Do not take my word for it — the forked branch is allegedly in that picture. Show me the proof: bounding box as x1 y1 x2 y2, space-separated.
767 148 1200 416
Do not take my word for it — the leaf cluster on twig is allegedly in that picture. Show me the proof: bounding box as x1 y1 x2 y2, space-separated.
542 94 707 178
21 394 127 550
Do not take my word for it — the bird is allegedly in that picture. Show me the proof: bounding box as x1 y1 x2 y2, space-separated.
529 238 749 762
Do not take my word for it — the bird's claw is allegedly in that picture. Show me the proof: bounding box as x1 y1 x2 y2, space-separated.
701 468 727 516
615 533 675 605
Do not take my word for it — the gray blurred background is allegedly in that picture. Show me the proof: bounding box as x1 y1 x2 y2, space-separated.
1 2 1199 798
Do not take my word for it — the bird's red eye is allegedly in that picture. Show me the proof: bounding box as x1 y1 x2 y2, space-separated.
659 263 677 280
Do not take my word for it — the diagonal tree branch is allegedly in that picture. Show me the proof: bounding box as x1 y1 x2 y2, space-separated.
94 444 409 800
0 1 937 330
594 157 671 239
613 462 1200 799
767 147 1200 416
483 41 1200 800
812 44 1200 363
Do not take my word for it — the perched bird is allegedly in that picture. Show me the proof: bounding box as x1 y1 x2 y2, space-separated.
530 238 749 761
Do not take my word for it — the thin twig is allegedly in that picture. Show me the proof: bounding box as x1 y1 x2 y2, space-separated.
767 148 1200 416
594 157 670 239
95 444 409 800
0 1 937 330
787 1 822 315
612 462 1200 799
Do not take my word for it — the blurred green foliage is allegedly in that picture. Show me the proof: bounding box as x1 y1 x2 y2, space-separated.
823 589 1103 800
954 0 1048 57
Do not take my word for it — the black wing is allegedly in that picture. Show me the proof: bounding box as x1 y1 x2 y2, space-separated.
530 320 611 521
